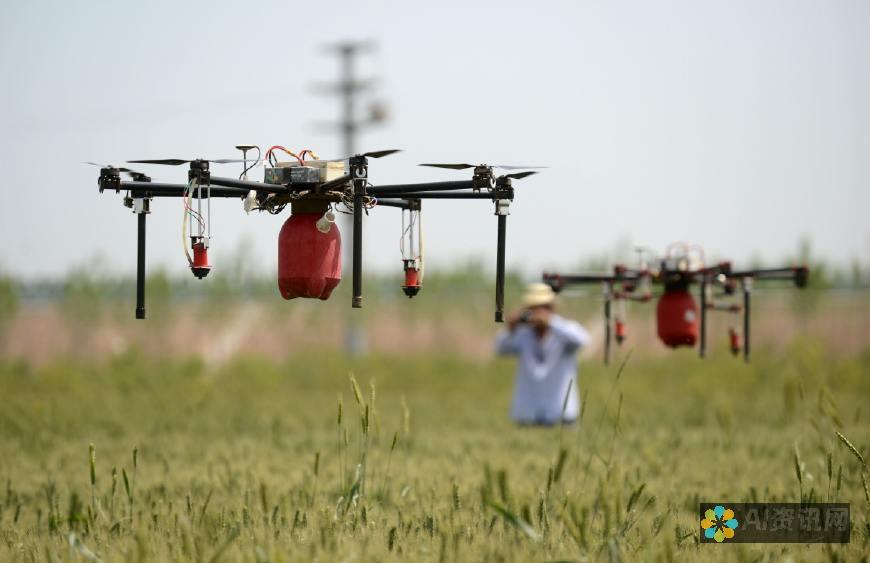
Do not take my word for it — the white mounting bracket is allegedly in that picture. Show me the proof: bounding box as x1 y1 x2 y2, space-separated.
132 197 150 215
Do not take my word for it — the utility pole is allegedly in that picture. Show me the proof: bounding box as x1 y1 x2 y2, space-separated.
317 40 388 356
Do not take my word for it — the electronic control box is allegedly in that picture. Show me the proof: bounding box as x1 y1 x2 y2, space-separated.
264 160 346 185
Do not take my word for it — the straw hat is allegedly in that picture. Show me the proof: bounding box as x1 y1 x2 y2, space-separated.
522 283 556 308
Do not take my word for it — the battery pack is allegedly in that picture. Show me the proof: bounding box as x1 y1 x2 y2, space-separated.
264 160 346 184
264 166 321 185
302 160 346 181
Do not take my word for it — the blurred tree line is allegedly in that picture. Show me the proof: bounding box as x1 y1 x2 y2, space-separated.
0 238 867 324
0 272 18 327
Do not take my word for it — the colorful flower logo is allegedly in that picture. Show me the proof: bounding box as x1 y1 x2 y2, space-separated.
701 505 739 542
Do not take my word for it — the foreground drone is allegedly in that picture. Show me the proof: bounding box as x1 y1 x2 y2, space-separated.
543 243 809 363
92 146 542 322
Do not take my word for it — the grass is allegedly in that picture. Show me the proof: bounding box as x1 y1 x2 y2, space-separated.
0 339 868 561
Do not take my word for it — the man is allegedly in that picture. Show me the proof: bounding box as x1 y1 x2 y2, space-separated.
496 283 590 426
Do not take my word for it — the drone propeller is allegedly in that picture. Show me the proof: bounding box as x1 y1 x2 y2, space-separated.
419 163 547 171
326 149 401 162
419 163 543 181
85 162 148 178
126 157 250 166
86 162 138 173
503 171 539 180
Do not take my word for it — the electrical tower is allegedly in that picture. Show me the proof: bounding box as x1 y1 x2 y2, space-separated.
317 40 388 356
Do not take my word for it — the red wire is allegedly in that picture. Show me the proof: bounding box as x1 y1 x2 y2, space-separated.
265 145 303 165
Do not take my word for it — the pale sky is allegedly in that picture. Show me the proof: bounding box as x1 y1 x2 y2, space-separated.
1 0 868 279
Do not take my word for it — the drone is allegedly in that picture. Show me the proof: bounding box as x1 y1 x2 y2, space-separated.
542 243 810 363
91 146 543 322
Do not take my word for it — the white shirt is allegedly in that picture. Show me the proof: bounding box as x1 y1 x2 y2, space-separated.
495 315 590 424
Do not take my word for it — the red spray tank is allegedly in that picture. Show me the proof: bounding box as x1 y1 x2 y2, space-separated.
656 286 698 348
402 261 421 297
190 240 211 279
728 327 741 356
614 318 627 345
278 203 341 300
400 206 423 298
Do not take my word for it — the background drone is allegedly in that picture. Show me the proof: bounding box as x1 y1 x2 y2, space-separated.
543 243 809 363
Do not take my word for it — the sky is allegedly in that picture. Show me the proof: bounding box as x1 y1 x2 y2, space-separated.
1 0 868 280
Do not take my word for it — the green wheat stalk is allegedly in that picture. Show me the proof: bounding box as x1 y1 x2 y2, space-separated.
401 395 411 437
793 443 804 502
110 466 117 521
558 378 573 452
122 468 132 524
582 351 632 483
337 396 345 492
88 444 97 520
836 431 867 470
380 431 399 497
349 373 365 408
361 404 370 496
311 451 320 507
826 452 833 502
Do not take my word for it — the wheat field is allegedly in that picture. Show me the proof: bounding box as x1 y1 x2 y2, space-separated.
1 330 868 561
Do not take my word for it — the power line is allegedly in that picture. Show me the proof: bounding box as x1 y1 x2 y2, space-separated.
317 40 388 356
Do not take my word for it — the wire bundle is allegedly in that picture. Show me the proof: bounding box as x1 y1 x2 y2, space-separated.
181 179 206 266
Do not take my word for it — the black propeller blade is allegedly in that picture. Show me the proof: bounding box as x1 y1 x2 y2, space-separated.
419 163 477 170
85 162 148 178
327 149 401 162
504 171 539 180
126 158 250 166
492 165 548 170
419 163 547 171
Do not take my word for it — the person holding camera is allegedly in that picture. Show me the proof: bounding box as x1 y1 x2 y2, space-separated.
496 283 590 426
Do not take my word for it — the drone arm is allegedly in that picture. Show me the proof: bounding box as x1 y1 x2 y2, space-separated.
371 180 474 195
208 175 302 195
121 181 196 191
134 190 245 199
319 174 351 191
117 181 248 198
369 190 491 199
543 273 620 291
728 266 809 287
375 199 416 210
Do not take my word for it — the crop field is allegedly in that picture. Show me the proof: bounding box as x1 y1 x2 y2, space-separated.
5 1 870 560
1 319 869 561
